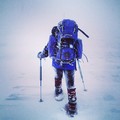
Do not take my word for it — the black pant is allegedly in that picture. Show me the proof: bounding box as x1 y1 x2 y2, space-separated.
54 68 75 89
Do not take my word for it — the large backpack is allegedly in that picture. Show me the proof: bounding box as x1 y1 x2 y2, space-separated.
48 19 89 64
55 19 80 64
57 19 78 40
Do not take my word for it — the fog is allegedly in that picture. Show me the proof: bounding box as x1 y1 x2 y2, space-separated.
0 0 120 120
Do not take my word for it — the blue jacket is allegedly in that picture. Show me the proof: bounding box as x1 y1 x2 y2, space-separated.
48 35 83 70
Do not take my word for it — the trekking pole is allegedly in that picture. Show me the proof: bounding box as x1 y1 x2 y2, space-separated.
39 58 43 102
77 59 87 91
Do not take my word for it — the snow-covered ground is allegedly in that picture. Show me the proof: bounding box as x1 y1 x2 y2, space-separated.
0 0 120 120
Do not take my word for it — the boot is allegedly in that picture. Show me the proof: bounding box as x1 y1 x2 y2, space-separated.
66 88 77 116
54 79 64 101
55 87 64 101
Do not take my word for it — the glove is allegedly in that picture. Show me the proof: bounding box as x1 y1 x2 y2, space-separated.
37 46 49 59
37 52 43 59
37 51 48 59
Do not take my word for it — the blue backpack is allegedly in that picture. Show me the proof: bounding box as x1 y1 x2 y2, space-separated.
48 19 89 65
48 19 89 64
57 19 78 40
55 19 81 64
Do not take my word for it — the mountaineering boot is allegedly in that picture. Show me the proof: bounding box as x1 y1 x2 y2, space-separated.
65 88 77 117
54 79 64 101
55 87 64 101
65 103 77 117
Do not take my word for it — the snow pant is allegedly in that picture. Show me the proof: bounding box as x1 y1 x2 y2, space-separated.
54 68 77 110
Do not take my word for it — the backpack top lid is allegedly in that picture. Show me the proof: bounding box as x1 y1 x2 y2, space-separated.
57 19 78 40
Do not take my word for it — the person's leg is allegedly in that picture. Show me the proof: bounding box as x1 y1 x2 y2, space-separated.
54 68 64 101
64 70 77 114
54 68 63 88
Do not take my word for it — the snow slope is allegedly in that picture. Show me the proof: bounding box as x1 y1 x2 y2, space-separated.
0 0 120 120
